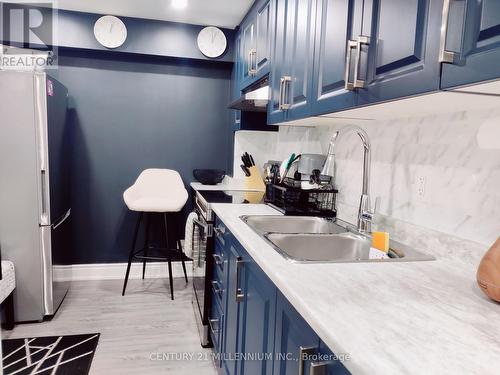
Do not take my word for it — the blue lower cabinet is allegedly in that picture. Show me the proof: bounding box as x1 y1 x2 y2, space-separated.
210 292 224 368
212 218 351 375
222 243 242 375
236 247 277 375
313 341 351 375
273 291 319 375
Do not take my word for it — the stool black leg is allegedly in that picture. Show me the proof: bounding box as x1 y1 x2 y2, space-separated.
122 212 143 296
163 213 174 300
167 260 174 300
3 292 15 330
142 213 151 280
178 239 188 283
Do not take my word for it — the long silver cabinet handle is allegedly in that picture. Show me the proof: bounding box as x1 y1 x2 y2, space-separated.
248 49 257 75
439 0 459 64
298 346 316 375
278 76 285 110
279 75 292 110
251 49 258 75
344 40 358 91
235 257 244 302
353 36 370 88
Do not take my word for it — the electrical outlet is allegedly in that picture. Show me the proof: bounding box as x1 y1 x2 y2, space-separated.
416 175 426 200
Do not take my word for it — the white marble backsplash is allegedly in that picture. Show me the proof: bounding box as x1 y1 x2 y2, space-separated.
233 108 500 253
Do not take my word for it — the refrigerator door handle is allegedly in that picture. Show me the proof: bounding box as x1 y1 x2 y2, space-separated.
40 169 50 226
52 208 71 230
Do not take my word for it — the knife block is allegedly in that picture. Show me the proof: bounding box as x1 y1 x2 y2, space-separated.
245 166 266 191
477 237 500 303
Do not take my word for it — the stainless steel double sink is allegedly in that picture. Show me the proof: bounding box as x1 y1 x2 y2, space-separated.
241 215 435 264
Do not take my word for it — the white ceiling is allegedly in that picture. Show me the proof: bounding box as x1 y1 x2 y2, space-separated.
17 0 254 29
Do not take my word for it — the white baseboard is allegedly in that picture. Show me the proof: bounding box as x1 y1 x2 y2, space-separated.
54 262 192 282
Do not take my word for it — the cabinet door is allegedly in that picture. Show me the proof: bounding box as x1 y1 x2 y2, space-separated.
357 0 443 105
237 252 277 375
223 243 242 375
441 0 500 89
311 0 364 115
240 20 256 89
284 0 317 121
274 292 319 375
268 0 289 124
255 0 273 77
309 341 351 375
232 32 243 102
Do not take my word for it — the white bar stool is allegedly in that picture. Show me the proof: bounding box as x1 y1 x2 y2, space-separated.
122 169 190 299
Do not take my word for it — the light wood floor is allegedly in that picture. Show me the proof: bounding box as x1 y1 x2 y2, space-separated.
2 278 218 375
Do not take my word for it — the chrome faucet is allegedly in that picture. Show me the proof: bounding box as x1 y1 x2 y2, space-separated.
321 125 375 234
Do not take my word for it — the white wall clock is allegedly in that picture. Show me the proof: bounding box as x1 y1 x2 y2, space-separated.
197 26 227 58
94 16 128 49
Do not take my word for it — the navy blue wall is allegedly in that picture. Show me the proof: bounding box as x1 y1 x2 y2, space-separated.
0 3 235 62
1 4 236 264
58 51 232 264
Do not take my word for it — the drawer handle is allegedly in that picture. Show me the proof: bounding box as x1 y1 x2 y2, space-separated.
212 280 223 299
209 318 220 335
214 225 226 237
235 257 244 303
310 361 329 375
298 346 316 375
212 254 224 267
439 0 459 64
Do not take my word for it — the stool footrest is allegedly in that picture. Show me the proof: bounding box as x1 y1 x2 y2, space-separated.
132 246 192 262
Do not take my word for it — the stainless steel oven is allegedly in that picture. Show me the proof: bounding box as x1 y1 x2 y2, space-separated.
191 193 214 348
190 189 264 347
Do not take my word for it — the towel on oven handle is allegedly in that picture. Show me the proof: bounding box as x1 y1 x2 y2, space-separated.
184 211 206 263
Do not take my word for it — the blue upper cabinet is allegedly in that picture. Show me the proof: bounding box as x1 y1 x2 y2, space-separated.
268 0 289 124
255 0 273 76
356 0 444 106
311 0 364 115
285 0 317 121
268 0 317 124
240 19 256 88
441 0 500 89
232 33 243 102
238 0 273 91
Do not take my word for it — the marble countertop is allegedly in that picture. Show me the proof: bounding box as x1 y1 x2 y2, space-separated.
190 178 264 192
212 203 500 375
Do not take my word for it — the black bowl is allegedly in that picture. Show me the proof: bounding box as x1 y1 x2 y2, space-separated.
193 169 226 185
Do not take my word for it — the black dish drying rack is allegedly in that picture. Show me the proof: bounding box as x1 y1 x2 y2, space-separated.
265 178 338 217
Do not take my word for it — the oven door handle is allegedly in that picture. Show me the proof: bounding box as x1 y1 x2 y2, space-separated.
193 217 207 231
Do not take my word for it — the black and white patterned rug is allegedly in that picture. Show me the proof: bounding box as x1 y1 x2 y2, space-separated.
2 333 100 375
